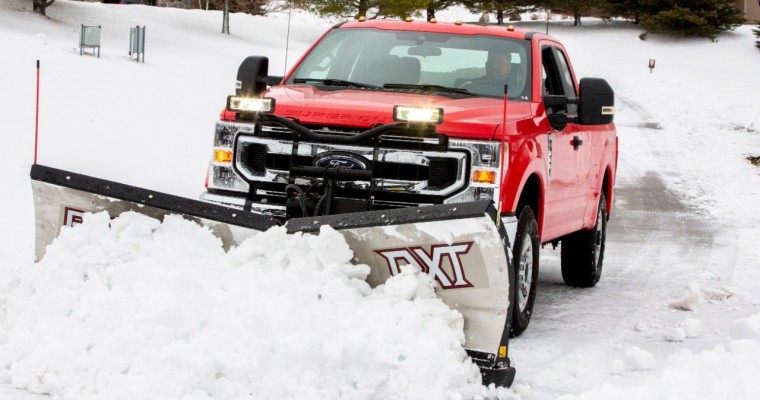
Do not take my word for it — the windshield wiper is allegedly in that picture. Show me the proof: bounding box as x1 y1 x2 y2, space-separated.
383 83 476 96
293 78 380 89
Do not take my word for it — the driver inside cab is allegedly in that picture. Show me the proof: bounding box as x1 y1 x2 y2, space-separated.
461 51 518 97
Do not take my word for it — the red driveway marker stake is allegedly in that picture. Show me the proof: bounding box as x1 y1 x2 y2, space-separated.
34 60 40 165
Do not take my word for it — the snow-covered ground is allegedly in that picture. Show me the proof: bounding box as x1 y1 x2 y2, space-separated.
1 1 760 399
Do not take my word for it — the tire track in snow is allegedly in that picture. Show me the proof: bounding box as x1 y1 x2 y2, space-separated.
507 95 727 398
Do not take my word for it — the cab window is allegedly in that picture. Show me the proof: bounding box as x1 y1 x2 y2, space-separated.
541 45 577 115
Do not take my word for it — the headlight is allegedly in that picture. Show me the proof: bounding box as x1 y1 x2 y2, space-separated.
393 105 444 124
444 140 504 205
209 165 249 192
227 96 275 113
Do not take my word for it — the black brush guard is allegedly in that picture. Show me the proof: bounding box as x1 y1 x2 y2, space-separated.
236 113 452 219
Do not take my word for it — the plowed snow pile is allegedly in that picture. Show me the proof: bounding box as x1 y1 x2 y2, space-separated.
0 212 485 400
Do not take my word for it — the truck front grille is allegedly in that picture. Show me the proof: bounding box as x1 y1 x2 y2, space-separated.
233 130 469 203
428 157 459 188
244 143 268 173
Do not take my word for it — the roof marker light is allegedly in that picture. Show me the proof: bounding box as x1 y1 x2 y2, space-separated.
455 20 462 25
404 16 412 22
358 16 365 22
430 18 437 23
507 25 515 31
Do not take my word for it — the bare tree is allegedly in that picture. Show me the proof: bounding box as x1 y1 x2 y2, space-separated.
33 0 55 16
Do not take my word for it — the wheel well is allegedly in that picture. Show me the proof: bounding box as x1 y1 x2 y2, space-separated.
517 174 540 217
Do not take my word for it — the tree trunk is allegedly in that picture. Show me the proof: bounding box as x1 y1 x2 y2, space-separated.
496 9 504 25
222 0 230 34
33 0 55 16
574 12 581 26
426 2 435 21
357 0 368 19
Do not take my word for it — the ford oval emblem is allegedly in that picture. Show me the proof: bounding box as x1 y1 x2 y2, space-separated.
313 152 369 170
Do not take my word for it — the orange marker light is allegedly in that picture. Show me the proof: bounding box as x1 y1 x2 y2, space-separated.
472 170 497 184
214 149 233 164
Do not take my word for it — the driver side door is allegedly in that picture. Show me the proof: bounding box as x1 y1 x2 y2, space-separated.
539 43 585 240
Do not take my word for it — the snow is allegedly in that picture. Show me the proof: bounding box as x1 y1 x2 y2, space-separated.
1 1 760 399
3 212 483 399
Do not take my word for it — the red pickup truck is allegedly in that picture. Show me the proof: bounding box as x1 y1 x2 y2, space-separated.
29 18 616 387
205 18 617 327
201 18 617 384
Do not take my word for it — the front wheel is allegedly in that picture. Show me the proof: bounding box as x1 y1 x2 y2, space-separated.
511 206 539 337
561 193 608 288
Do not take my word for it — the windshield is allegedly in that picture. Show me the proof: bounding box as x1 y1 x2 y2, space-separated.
287 28 532 101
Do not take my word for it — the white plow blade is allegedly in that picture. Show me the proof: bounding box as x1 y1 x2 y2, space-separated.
31 164 516 387
342 218 509 361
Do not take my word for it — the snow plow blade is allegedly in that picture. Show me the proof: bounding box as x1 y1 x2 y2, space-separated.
31 163 516 387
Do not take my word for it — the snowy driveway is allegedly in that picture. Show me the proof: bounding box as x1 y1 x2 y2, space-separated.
509 97 750 398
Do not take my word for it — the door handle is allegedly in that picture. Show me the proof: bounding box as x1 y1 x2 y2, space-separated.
572 136 583 150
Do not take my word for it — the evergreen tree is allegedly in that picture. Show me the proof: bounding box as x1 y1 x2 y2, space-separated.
603 0 643 24
293 0 429 19
640 0 744 38
424 0 460 21
549 0 603 26
380 0 433 19
754 22 760 51
33 0 55 16
461 1 536 25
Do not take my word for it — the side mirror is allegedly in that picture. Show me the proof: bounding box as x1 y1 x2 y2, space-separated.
543 95 569 131
236 56 269 97
578 78 615 125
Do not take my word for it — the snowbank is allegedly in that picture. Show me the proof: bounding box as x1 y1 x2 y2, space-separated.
1 212 484 400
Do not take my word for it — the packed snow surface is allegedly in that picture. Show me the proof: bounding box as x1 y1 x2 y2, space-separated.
1 0 760 399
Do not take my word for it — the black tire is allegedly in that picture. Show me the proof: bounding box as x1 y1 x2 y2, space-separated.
561 193 608 288
511 206 539 337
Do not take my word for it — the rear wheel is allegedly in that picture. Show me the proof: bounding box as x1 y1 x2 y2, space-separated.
561 193 608 287
511 206 539 337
